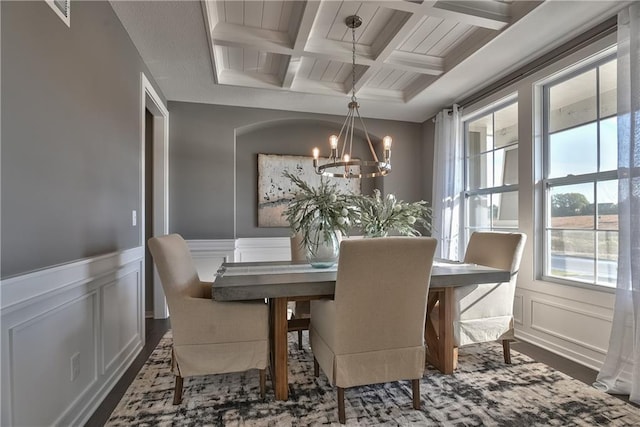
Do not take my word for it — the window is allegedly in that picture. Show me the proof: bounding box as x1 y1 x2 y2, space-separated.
542 56 618 287
463 101 519 241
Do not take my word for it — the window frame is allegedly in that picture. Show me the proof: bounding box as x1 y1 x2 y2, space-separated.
462 96 520 245
540 52 618 289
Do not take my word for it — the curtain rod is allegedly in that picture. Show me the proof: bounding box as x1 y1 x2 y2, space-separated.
457 16 617 110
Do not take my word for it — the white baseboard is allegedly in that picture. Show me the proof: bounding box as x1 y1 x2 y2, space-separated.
0 247 145 426
515 329 603 372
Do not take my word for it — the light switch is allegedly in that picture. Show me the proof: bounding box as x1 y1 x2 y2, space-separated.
132 210 137 226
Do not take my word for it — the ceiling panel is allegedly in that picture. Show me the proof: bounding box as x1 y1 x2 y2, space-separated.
368 68 396 88
398 16 444 53
261 1 283 31
223 0 243 25
390 72 420 91
308 58 330 81
414 20 458 55
325 62 350 83
427 23 475 57
112 0 617 121
227 45 244 71
243 1 264 28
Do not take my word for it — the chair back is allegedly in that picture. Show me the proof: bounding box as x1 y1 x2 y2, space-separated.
463 232 526 274
148 234 202 300
333 237 437 353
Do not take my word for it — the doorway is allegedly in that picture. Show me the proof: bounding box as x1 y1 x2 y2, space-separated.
141 73 169 327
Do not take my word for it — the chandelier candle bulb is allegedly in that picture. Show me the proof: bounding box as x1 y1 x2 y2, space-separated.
383 136 392 162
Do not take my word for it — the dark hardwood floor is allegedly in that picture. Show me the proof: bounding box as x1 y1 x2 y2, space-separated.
85 320 635 426
85 318 171 427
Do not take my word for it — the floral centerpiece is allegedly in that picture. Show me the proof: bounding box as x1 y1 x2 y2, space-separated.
283 171 357 266
352 189 432 238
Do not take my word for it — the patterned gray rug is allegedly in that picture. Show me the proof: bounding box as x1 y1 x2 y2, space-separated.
107 331 639 426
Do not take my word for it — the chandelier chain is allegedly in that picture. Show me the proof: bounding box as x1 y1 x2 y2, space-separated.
351 21 356 103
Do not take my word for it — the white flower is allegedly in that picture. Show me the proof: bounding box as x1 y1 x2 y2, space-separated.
386 194 396 203
341 208 349 217
393 204 402 212
407 215 416 224
337 216 346 225
329 194 337 203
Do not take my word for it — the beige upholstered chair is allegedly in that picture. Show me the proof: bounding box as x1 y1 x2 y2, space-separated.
310 237 437 424
148 234 269 404
454 231 526 363
289 234 311 349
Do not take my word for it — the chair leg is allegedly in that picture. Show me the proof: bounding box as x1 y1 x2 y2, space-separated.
337 387 346 424
412 379 421 410
314 357 319 378
259 369 266 398
173 375 183 405
298 330 303 350
502 339 512 364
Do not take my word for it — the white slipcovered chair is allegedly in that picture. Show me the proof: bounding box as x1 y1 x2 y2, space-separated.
148 234 269 404
310 237 437 424
454 231 526 363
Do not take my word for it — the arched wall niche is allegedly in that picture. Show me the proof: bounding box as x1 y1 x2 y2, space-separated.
235 118 383 238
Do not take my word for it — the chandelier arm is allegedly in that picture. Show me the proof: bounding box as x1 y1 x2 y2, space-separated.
339 108 353 160
337 109 352 160
349 108 356 158
355 107 382 168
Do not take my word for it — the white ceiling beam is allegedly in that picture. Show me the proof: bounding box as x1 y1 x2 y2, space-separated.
428 1 510 30
291 78 347 97
200 0 221 84
282 1 321 88
305 37 376 62
385 51 444 76
218 69 284 90
211 22 292 55
374 0 510 30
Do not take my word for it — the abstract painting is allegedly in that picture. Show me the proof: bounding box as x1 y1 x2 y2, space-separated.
257 153 360 227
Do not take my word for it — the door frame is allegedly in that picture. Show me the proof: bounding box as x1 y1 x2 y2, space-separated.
140 73 170 319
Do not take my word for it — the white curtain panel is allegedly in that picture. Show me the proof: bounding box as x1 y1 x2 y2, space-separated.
594 4 640 405
431 105 463 260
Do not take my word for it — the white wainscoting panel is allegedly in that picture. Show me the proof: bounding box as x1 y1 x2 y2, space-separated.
514 283 615 371
0 247 144 427
234 237 291 262
529 298 611 354
102 268 141 374
513 294 523 326
187 239 235 281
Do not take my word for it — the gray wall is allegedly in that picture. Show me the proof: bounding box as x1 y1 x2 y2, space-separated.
169 101 425 239
1 1 165 277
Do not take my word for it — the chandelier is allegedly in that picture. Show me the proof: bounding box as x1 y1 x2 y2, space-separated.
312 15 392 179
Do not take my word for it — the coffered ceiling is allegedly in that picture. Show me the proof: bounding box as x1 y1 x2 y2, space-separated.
111 1 626 122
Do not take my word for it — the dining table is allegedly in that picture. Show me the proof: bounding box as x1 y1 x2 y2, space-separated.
213 259 511 401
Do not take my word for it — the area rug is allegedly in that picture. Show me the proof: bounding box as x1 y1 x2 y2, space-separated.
107 331 639 426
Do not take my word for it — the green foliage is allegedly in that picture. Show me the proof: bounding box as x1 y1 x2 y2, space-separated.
551 193 590 217
284 173 433 245
352 189 432 238
283 171 356 250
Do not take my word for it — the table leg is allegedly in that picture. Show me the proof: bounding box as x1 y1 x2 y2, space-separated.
425 287 458 374
438 287 456 374
271 297 289 400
